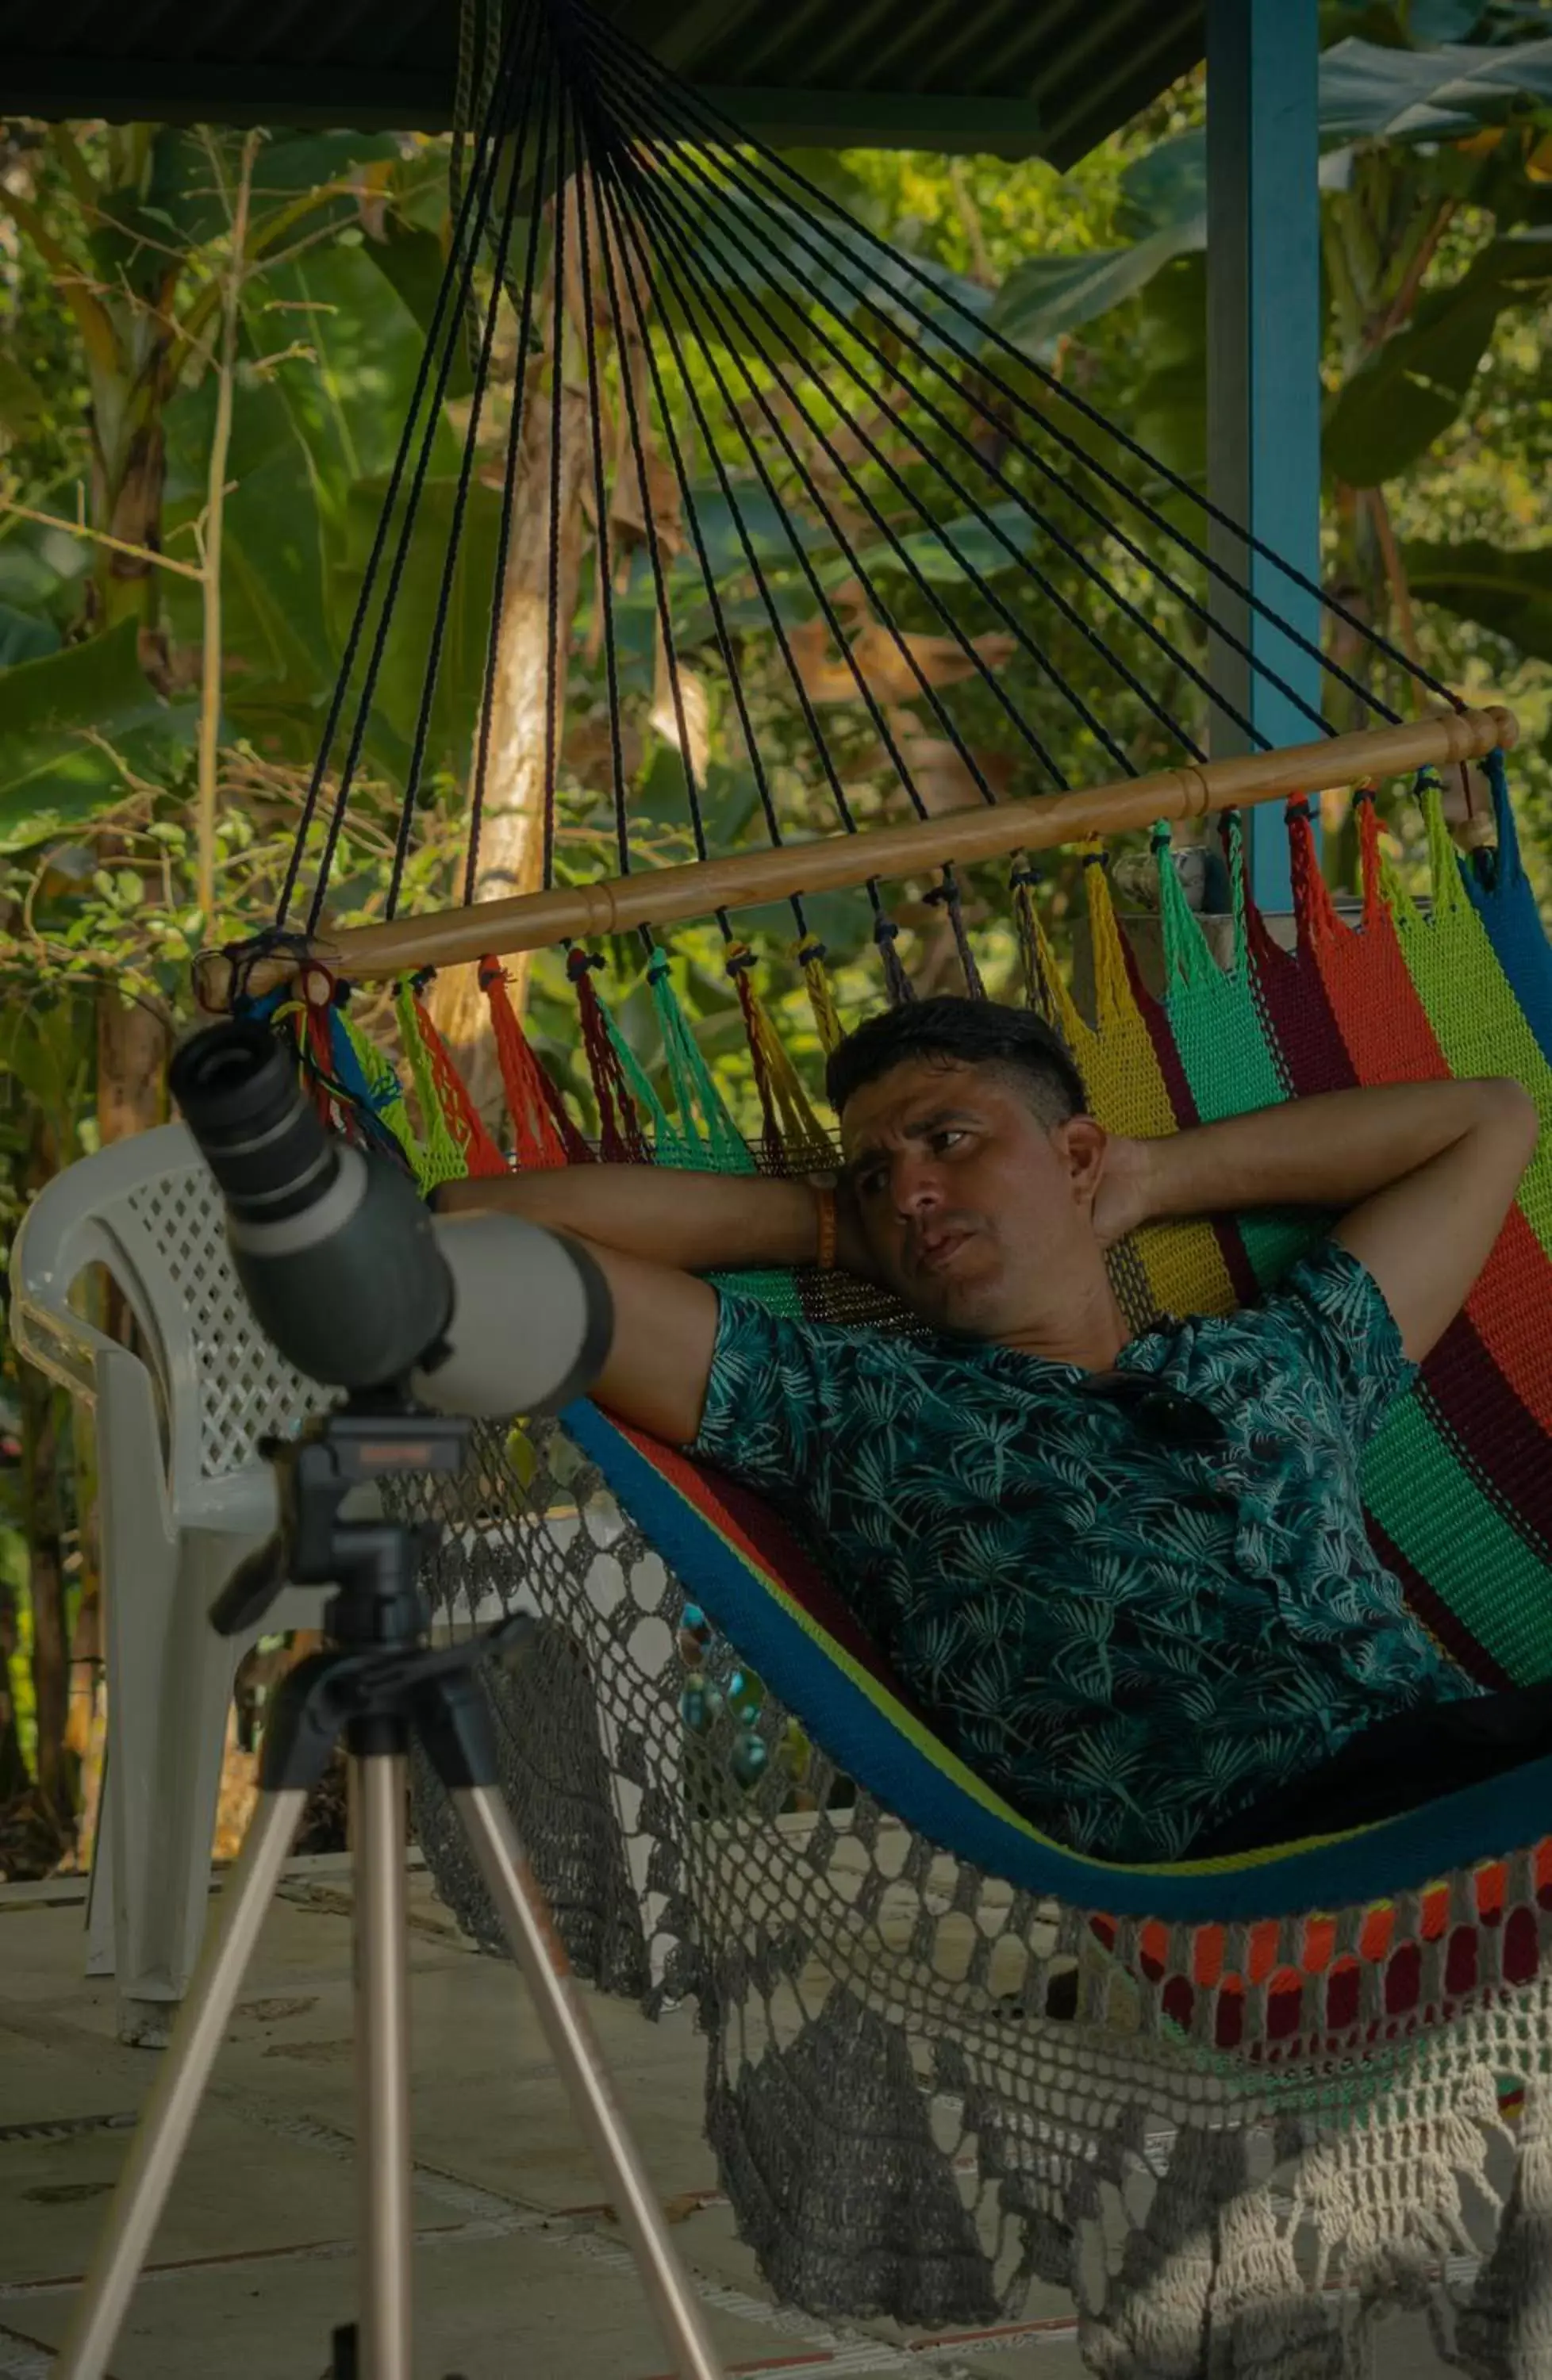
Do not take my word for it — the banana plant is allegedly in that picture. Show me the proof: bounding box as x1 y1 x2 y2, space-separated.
0 125 403 649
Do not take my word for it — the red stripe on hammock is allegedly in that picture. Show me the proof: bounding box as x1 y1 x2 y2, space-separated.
1304 813 1552 1429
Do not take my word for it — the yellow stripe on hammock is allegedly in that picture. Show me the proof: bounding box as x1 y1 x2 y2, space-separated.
1034 848 1238 1324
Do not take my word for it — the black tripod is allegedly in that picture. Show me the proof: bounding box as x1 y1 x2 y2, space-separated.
56 1399 723 2380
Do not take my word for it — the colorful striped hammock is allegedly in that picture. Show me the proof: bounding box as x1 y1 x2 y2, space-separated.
271 755 1552 2376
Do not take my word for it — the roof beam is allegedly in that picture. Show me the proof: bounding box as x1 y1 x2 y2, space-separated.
703 85 1046 156
2 55 463 131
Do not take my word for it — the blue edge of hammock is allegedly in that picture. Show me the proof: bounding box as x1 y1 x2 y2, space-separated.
563 1399 1552 1926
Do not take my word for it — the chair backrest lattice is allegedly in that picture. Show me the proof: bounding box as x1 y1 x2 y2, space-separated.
13 1122 325 1501
123 1165 325 1480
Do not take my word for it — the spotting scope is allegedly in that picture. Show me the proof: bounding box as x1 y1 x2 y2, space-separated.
168 1019 611 1415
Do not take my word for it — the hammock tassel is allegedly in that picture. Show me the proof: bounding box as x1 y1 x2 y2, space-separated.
393 977 502 1189
1480 746 1523 891
726 944 834 1172
795 935 844 1056
1286 792 1346 954
295 962 341 1127
1009 861 1059 1023
567 949 652 1165
1083 841 1140 1033
479 955 591 1169
411 983 507 1177
331 995 424 1173
645 950 750 1171
1417 765 1475 931
1354 784 1388 932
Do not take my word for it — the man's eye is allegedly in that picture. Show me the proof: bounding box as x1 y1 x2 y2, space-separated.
857 1169 886 1199
932 1130 966 1154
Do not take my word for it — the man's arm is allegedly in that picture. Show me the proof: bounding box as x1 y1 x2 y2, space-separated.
1097 1079 1539 1363
435 1167 830 1443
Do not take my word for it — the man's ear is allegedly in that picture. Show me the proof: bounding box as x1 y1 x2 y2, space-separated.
1053 1115 1108 1207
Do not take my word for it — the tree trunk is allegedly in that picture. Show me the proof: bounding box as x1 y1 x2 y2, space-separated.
0 1567 29 1807
429 370 591 1118
21 1367 70 1838
21 1110 72 1845
83 226 177 659
81 945 168 1868
95 974 167 1365
97 978 167 1150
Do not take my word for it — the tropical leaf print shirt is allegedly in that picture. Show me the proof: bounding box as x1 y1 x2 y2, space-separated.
692 1240 1472 1861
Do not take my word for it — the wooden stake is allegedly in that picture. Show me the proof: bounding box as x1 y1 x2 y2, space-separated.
195 703 1516 1006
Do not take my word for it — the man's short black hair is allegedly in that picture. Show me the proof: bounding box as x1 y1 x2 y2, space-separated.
825 996 1087 1129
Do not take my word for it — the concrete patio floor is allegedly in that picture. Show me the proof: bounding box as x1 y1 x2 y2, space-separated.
0 1859 1462 2380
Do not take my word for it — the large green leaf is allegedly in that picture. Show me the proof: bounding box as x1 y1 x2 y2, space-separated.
853 501 1035 584
989 36 1552 367
0 499 94 629
360 223 473 401
0 355 45 435
1404 536 1552 660
250 242 460 499
0 619 198 849
140 128 401 254
1119 132 1208 234
648 182 989 364
1319 34 1552 143
1323 228 1552 482
679 483 837 579
0 605 60 669
989 217 1205 355
1124 255 1219 483
157 240 455 764
160 367 333 762
332 473 505 788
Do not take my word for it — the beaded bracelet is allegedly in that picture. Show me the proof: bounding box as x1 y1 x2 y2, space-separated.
812 1183 838 1272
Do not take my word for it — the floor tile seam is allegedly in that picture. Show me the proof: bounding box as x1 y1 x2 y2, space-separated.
0 2320 52 2380
0 2213 532 2300
0 1993 1083 2374
2 2213 984 2378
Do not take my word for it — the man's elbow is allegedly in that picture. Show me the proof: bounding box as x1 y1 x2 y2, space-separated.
1474 1077 1540 1173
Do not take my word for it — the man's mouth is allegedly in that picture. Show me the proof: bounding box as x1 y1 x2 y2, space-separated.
912 1227 973 1274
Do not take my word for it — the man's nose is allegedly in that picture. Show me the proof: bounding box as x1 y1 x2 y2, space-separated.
893 1155 943 1217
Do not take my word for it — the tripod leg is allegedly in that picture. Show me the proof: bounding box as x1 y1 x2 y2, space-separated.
56 1787 309 2380
450 1783 725 2380
349 1737 413 2380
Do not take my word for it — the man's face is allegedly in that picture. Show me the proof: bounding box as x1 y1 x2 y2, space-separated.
839 1055 1108 1338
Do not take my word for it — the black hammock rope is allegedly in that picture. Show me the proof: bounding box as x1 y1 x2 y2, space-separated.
275 0 1465 973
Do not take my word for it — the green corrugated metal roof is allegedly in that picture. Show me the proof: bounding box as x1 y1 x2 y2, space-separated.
0 0 1204 168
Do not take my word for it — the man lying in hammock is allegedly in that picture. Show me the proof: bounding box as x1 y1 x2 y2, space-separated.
441 998 1541 1862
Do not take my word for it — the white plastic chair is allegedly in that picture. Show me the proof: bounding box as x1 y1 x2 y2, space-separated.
9 1123 328 2043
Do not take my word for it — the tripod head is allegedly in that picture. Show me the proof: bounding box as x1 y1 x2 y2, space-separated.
212 1393 472 1652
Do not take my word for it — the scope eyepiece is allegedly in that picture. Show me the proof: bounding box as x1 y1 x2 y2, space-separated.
171 1017 613 1411
170 1021 338 1224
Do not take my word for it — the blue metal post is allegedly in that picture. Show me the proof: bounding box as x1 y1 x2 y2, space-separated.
1206 0 1323 908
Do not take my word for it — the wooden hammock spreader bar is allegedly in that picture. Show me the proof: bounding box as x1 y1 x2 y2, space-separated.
201 705 1516 1003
